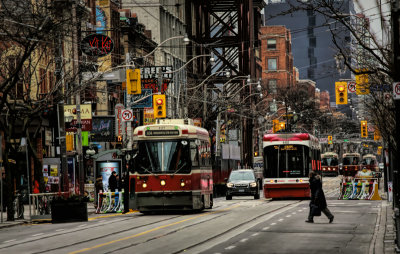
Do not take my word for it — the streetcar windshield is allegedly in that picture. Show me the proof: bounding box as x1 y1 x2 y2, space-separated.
263 145 309 178
321 157 338 166
343 156 359 165
134 140 192 173
362 157 376 166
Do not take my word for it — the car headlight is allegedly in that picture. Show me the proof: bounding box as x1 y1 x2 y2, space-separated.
227 182 233 188
250 182 257 188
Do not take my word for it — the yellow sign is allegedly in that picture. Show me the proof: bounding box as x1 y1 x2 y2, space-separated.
64 105 92 120
193 118 202 127
355 69 370 95
143 108 155 125
66 133 74 151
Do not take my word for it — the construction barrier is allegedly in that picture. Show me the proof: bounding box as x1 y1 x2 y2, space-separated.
96 191 124 214
339 177 382 200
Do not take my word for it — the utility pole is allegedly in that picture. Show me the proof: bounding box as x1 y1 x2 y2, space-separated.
72 3 84 195
391 0 400 250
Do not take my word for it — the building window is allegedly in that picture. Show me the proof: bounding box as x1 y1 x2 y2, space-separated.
268 79 277 94
267 58 277 70
267 39 276 50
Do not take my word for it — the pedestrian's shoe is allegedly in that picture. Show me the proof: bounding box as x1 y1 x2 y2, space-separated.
305 220 314 223
329 216 334 223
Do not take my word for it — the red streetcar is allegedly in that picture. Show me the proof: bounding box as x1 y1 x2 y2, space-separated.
128 119 213 213
321 152 339 176
262 132 321 199
342 153 361 177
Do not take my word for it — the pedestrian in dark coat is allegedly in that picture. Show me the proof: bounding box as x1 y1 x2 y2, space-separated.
108 171 117 192
306 171 334 223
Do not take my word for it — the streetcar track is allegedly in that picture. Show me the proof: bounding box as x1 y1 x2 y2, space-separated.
99 210 231 254
9 199 258 253
171 200 302 254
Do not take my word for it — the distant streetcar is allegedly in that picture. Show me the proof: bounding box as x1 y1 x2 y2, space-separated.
262 132 321 199
342 152 362 177
321 152 339 177
128 119 213 213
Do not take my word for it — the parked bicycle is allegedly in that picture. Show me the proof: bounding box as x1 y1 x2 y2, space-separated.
13 191 24 219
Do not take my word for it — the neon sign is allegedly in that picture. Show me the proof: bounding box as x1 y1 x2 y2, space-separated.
81 34 114 57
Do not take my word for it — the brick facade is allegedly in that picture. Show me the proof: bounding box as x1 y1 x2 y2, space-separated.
260 25 295 96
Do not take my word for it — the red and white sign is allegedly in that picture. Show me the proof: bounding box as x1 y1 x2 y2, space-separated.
121 109 133 122
115 104 126 136
393 82 400 100
348 81 356 93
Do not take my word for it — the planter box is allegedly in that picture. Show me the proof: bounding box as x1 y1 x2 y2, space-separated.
51 201 88 223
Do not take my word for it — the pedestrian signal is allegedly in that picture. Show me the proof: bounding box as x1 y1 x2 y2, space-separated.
374 128 381 141
272 120 279 133
355 69 370 95
153 94 166 118
361 121 368 138
335 82 348 105
279 122 285 131
126 69 141 94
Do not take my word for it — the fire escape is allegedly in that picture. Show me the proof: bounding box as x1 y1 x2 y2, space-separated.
191 0 264 166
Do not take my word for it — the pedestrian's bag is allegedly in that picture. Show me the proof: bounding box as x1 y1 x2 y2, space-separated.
310 204 321 216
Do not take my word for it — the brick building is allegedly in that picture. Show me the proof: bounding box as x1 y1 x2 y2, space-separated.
260 25 295 97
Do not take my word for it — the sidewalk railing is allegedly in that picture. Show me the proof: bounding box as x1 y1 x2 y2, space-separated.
30 192 68 220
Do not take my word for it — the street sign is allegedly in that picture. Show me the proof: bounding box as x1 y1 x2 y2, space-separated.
348 81 356 93
393 82 400 100
121 109 133 122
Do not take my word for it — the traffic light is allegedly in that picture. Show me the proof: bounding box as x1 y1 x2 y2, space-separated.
117 135 122 142
328 136 333 144
126 69 141 94
361 120 368 138
272 120 279 133
153 94 166 118
335 81 348 105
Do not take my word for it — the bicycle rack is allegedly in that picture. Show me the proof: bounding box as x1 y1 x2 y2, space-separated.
30 192 68 221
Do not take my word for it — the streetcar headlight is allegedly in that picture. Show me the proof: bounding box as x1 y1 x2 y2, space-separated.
299 179 303 183
270 180 274 183
250 182 257 188
180 179 185 187
227 182 233 188
160 180 166 186
142 182 147 188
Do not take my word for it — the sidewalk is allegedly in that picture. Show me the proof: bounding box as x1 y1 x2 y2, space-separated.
0 202 97 228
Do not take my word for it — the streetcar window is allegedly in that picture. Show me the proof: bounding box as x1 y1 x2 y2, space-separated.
135 140 192 173
190 142 200 168
322 157 338 166
263 145 310 178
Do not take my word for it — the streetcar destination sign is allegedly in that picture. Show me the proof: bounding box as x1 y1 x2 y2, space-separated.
145 130 180 136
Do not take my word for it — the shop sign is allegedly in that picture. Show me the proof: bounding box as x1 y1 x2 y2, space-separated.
140 66 173 93
80 33 114 57
143 108 155 125
91 116 115 142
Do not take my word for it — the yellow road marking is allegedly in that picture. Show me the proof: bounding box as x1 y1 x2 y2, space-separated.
88 211 138 221
69 205 240 254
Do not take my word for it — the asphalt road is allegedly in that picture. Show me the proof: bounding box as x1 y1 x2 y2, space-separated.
0 177 381 254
